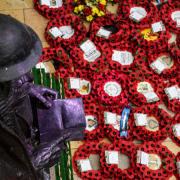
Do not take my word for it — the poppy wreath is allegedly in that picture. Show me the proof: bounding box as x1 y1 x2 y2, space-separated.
147 48 178 79
119 0 159 29
109 42 147 73
132 105 172 142
45 14 87 50
175 152 180 179
101 105 134 142
131 23 171 53
160 1 180 34
134 142 176 179
39 47 72 67
92 70 129 106
89 14 131 45
73 142 104 180
128 70 165 106
100 141 137 179
34 0 71 19
162 78 180 113
63 71 95 104
69 41 110 71
83 103 104 142
168 113 180 146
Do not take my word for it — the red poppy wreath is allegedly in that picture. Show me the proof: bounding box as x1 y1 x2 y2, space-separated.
100 141 137 179
69 40 110 71
147 47 178 79
63 71 95 104
108 42 147 73
132 104 172 142
45 14 87 49
89 14 131 45
131 23 171 53
102 105 134 141
134 142 176 179
119 0 159 29
73 142 104 180
128 70 165 106
92 70 129 106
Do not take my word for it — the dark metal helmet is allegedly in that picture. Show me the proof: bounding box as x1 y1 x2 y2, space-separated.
0 14 42 82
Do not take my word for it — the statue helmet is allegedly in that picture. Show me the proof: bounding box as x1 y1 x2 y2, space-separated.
0 14 42 82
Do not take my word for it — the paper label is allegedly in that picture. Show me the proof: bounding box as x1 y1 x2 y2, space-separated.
112 50 134 65
151 21 166 33
48 27 62 39
137 151 149 165
59 26 74 39
104 81 122 97
69 78 80 89
85 115 98 131
173 124 180 137
171 11 180 22
176 18 180 28
150 55 173 74
130 7 147 22
137 151 161 170
137 82 154 94
40 0 50 6
165 85 179 100
141 28 159 41
105 151 119 165
77 79 91 95
104 112 120 131
104 112 117 125
143 92 160 103
77 159 92 172
134 113 147 126
40 0 63 8
96 27 111 39
168 32 177 44
83 49 101 62
80 40 96 55
146 116 159 132
148 154 161 170
50 0 63 8
137 82 159 102
80 40 101 62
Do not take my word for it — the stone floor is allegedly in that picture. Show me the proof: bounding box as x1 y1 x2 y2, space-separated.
0 1 179 179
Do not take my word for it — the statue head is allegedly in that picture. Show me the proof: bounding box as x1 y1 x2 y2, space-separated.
0 14 42 82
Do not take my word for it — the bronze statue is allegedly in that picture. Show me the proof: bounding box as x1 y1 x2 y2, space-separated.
0 14 85 179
